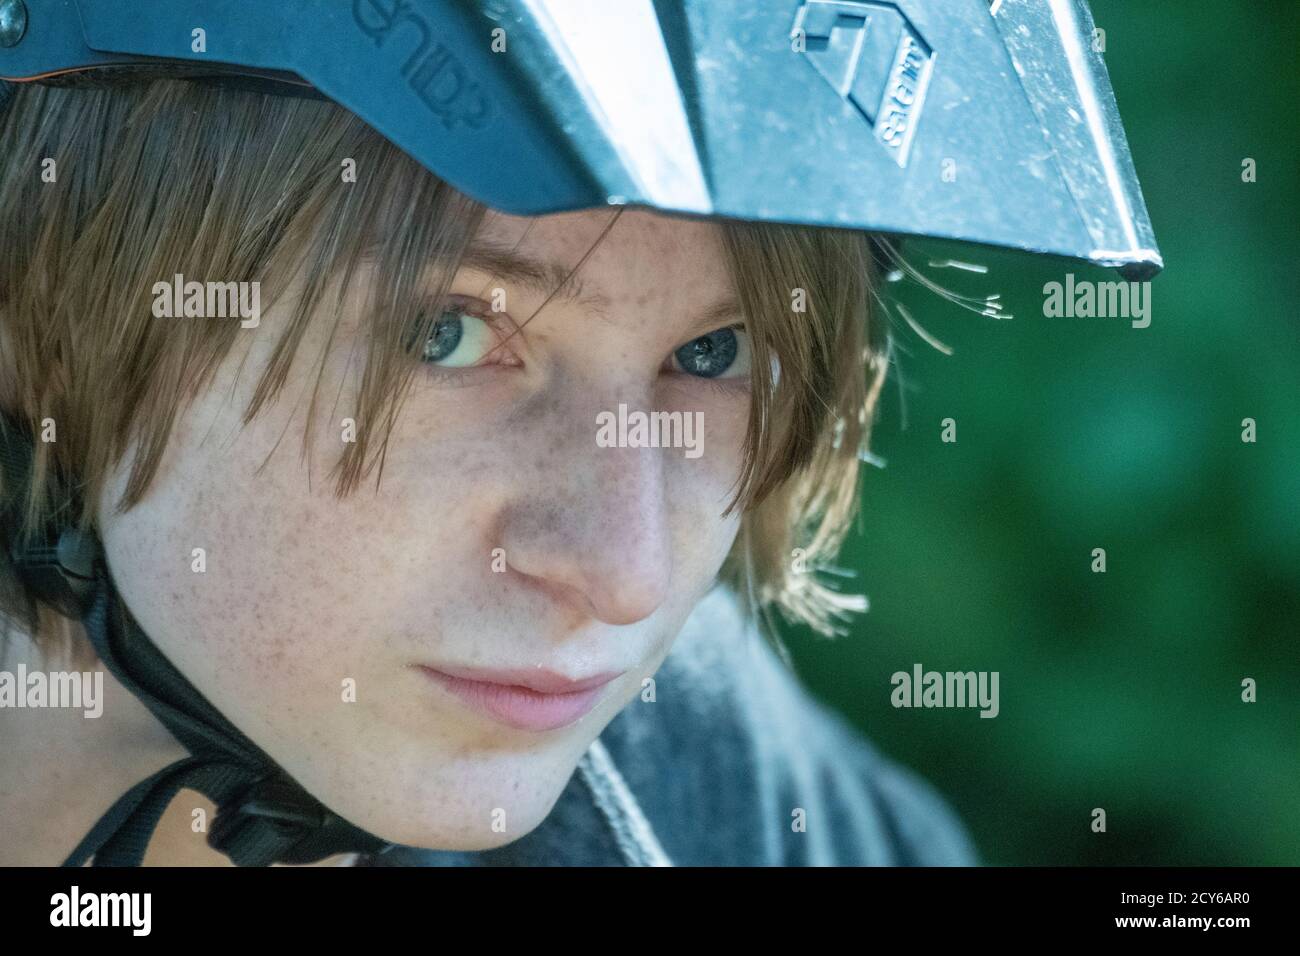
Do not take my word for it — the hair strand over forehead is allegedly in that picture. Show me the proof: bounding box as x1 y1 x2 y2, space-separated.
0 79 889 664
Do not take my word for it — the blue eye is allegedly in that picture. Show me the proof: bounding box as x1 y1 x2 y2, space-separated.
422 313 463 363
414 306 498 368
672 326 748 379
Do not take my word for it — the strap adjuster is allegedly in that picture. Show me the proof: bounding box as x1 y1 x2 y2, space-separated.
208 776 330 865
9 526 100 619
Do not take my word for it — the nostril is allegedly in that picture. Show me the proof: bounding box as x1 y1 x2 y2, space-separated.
505 546 669 629
520 570 601 623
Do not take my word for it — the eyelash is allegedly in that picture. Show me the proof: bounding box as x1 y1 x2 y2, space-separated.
414 301 753 393
695 376 751 398
414 297 516 385
665 322 752 396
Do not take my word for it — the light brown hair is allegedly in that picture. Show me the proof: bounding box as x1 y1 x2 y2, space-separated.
0 79 889 665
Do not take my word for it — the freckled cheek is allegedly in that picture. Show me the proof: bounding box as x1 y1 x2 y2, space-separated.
158 479 384 689
666 429 747 560
693 396 750 477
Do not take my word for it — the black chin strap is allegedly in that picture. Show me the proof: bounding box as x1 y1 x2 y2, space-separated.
62 567 394 866
1 416 392 866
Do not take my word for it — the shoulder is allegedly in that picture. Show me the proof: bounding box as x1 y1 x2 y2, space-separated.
600 585 980 866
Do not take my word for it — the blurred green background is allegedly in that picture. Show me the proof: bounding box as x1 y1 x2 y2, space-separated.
783 0 1300 865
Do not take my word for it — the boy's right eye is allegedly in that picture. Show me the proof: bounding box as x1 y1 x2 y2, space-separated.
412 304 503 368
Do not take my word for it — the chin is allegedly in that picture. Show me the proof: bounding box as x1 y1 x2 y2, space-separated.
328 764 568 854
362 796 559 854
303 728 587 854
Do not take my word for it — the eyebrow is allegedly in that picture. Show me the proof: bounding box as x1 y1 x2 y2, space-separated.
458 238 744 336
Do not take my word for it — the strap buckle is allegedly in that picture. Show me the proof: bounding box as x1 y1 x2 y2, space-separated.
9 527 100 619
208 776 330 865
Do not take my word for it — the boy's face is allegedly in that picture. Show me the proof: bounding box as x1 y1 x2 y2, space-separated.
96 207 754 849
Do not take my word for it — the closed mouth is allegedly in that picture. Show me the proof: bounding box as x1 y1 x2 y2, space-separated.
414 664 623 732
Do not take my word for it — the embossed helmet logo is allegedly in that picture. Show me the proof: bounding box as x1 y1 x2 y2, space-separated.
353 0 491 130
791 1 935 166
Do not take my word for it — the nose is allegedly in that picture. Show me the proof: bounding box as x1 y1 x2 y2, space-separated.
498 389 674 627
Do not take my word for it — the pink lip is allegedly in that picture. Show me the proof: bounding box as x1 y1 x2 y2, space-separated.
415 665 623 732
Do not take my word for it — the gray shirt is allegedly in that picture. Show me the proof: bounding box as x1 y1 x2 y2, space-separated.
365 585 979 866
